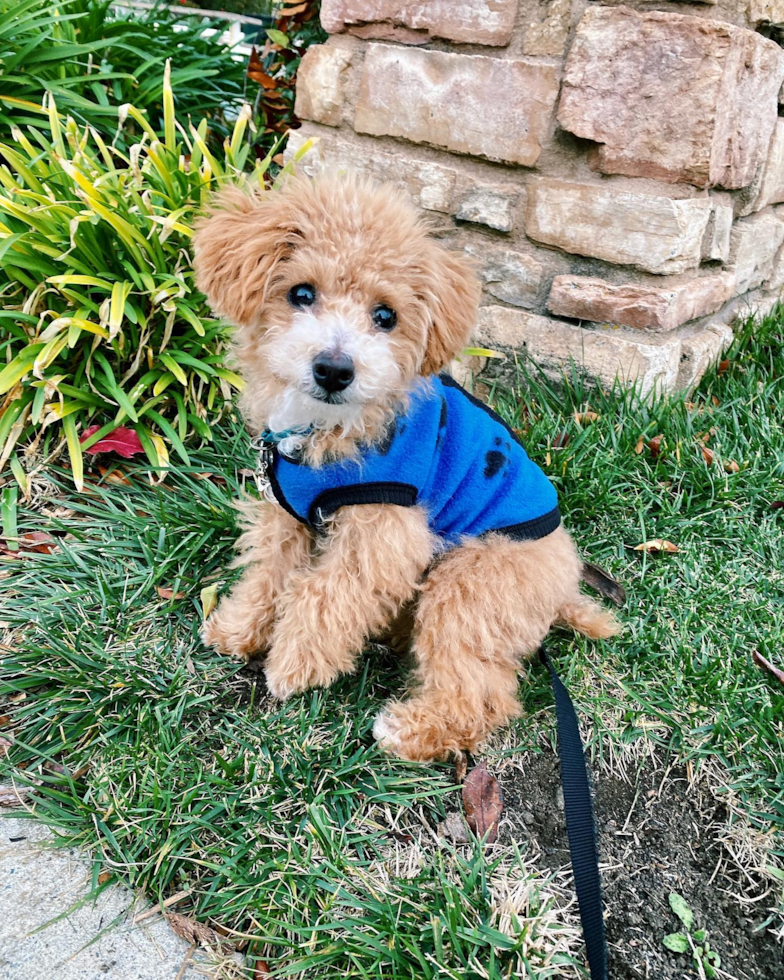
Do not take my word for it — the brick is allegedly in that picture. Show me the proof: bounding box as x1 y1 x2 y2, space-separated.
525 178 712 275
676 324 733 392
749 0 784 24
475 306 682 395
522 0 573 56
558 7 784 189
284 129 457 213
320 0 517 46
729 210 784 292
547 273 736 332
294 45 353 127
454 185 520 232
354 45 560 167
739 119 784 216
466 244 544 309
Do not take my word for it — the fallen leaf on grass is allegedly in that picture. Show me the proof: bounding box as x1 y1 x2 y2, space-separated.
633 539 679 554
752 650 784 687
717 359 730 375
771 501 784 510
648 434 664 459
701 445 715 466
0 735 12 756
96 465 133 487
581 562 626 608
42 759 90 780
156 586 186 601
97 870 112 885
553 430 570 450
634 435 645 455
193 472 228 487
0 784 33 808
462 763 503 844
724 460 740 474
0 531 58 557
166 912 231 950
573 410 599 424
253 961 272 978
200 582 220 620
81 425 144 458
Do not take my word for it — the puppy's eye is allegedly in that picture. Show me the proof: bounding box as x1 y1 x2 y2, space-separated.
371 304 397 332
288 283 317 307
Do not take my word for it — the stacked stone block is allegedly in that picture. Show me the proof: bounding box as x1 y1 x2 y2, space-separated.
287 0 784 394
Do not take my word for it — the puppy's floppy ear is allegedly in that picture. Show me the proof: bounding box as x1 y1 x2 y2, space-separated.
192 183 301 328
419 244 482 377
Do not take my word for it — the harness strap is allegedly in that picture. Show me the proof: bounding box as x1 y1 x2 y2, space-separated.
539 646 607 980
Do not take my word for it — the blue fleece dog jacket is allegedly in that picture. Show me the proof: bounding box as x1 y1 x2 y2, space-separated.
267 375 560 545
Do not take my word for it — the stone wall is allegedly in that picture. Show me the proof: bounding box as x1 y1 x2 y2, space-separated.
286 0 784 395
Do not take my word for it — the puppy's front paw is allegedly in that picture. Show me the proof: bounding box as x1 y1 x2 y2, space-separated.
373 701 467 763
201 598 270 661
263 648 343 700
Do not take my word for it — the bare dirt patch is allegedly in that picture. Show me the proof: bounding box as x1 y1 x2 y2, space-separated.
499 753 784 980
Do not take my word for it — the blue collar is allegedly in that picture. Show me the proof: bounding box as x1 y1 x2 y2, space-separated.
252 425 312 448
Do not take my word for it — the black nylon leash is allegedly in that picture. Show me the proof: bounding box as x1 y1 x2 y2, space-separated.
539 646 608 980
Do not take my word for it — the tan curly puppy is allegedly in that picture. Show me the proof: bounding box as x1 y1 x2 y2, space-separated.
192 174 618 762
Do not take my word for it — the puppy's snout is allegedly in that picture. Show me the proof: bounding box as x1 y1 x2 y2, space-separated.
312 351 355 394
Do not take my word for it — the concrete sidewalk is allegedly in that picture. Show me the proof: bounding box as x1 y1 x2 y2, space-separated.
0 814 213 979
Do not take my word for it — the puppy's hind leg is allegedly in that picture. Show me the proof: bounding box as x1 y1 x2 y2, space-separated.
374 527 593 762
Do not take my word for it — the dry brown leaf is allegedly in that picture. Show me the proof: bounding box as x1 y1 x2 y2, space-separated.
633 539 679 554
247 48 279 89
193 472 227 487
634 435 645 455
553 430 570 449
711 395 721 408
97 465 133 486
0 735 12 756
156 586 186 601
9 692 25 703
701 446 715 466
253 961 273 978
0 531 59 557
581 562 626 608
166 912 228 950
717 359 730 375
0 715 11 727
97 870 112 885
573 410 599 424
462 763 503 844
771 501 784 510
724 460 740 474
752 650 784 687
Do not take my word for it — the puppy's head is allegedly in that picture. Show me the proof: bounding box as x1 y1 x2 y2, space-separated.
192 174 480 437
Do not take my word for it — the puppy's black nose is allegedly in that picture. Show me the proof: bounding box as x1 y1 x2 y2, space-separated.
312 351 354 393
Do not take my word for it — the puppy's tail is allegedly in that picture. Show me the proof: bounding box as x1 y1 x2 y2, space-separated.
557 597 621 640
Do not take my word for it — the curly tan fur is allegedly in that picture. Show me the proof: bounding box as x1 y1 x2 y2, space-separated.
193 172 619 762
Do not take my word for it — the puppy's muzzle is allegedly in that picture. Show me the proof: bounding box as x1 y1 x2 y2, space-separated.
312 351 355 395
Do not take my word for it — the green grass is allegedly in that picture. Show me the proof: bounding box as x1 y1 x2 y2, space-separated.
2 309 784 977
